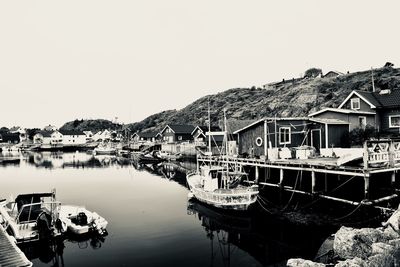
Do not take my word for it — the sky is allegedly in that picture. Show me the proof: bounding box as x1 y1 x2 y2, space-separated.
1 0 400 128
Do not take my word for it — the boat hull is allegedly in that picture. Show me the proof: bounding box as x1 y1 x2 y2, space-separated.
186 173 259 211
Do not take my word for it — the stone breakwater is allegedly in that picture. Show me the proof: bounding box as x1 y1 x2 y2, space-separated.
287 207 400 267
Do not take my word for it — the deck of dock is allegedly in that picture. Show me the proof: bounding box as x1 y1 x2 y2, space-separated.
0 225 32 267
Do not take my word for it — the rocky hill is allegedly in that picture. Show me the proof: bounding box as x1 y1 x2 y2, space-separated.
127 66 400 133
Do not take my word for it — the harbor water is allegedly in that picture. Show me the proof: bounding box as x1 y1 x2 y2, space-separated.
0 152 333 267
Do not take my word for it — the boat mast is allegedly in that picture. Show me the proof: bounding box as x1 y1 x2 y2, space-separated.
208 98 212 155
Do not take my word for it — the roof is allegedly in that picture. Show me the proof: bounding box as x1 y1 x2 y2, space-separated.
0 132 20 142
339 90 400 109
323 70 344 77
36 130 53 137
59 130 85 136
191 125 221 135
137 131 159 138
309 118 350 125
233 117 309 134
308 108 376 117
161 124 195 134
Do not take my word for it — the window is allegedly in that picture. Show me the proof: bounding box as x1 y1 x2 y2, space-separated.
350 98 360 110
358 116 366 129
178 136 182 141
279 127 291 145
389 115 400 128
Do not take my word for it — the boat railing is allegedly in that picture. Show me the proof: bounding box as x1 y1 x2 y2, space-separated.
15 201 61 224
193 188 258 204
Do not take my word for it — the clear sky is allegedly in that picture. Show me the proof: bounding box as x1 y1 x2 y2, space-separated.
1 0 399 128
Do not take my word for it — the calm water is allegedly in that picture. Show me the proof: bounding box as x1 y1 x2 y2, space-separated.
0 152 331 267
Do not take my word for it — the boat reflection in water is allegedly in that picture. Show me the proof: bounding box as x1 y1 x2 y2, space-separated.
19 233 107 267
187 199 331 267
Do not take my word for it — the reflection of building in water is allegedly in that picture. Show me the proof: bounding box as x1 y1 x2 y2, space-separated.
187 200 329 266
25 152 131 169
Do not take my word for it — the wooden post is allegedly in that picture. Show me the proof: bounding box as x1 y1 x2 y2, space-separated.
279 168 284 185
389 141 395 168
255 166 259 183
311 170 316 194
363 141 369 170
324 173 328 192
391 171 396 187
364 173 370 200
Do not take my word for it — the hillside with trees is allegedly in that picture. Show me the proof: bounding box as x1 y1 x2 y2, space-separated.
60 119 121 132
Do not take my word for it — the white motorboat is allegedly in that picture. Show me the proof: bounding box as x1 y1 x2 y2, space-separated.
0 191 62 243
58 205 108 235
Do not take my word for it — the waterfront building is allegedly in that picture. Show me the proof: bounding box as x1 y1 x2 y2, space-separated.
160 124 195 143
59 130 86 145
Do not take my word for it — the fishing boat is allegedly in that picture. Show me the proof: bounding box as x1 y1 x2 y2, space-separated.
154 151 183 161
58 205 108 235
93 142 116 155
186 108 259 211
0 191 62 243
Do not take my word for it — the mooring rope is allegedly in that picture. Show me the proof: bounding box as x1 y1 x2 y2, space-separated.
280 168 302 212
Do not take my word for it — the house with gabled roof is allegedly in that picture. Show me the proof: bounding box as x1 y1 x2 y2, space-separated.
310 89 400 134
160 124 195 143
233 117 350 158
132 132 162 143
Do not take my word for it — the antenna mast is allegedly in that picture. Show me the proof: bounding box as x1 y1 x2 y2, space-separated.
371 67 376 92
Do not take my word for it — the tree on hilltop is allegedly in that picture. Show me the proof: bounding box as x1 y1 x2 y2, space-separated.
304 68 322 78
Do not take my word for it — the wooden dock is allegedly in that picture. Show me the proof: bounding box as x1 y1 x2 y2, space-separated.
0 225 32 267
197 140 400 210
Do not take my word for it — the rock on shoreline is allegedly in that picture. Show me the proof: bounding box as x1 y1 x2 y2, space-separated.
287 207 400 267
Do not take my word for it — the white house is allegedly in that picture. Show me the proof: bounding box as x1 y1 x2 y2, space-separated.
59 130 87 145
83 131 94 142
92 130 111 142
33 130 63 145
43 125 58 131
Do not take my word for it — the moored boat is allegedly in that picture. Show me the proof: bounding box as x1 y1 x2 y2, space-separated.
93 142 117 155
186 165 259 210
58 205 108 235
0 191 62 243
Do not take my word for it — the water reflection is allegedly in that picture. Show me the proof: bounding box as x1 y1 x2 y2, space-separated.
0 152 332 266
19 233 107 267
187 199 331 266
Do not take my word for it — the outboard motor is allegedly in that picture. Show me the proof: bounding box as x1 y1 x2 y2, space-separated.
36 212 53 240
76 212 88 226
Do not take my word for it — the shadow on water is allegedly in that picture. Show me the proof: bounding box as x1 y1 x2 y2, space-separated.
19 233 107 267
187 199 333 266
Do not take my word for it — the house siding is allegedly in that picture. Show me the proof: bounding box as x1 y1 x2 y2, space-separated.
343 96 375 112
312 111 375 131
379 108 400 133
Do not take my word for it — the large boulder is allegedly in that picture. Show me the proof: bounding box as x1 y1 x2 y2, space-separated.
333 226 387 260
334 257 368 267
383 207 400 239
286 258 325 267
367 253 394 267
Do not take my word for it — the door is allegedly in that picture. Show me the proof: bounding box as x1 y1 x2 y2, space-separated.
311 129 321 152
